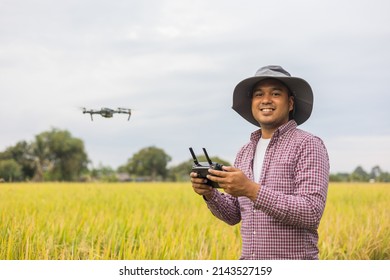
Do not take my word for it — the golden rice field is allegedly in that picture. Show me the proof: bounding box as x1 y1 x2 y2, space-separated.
0 182 389 260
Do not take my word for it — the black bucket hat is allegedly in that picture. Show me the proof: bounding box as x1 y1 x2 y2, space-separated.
232 65 313 127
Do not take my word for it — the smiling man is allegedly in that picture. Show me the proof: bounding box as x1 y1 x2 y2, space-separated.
190 65 330 259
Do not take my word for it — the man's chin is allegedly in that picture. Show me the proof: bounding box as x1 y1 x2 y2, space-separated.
258 119 288 129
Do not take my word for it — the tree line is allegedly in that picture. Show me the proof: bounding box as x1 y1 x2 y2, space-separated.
0 128 389 183
330 166 390 183
0 128 230 182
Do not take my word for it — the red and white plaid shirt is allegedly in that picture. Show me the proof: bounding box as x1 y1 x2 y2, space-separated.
205 120 329 259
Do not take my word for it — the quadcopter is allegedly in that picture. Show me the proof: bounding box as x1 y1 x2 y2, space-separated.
82 107 132 121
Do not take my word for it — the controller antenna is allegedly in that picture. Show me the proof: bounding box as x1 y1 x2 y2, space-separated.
202 148 213 165
189 147 200 166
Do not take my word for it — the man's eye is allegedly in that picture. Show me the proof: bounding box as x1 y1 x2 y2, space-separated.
253 92 263 97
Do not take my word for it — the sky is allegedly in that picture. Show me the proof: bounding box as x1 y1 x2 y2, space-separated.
1 0 389 174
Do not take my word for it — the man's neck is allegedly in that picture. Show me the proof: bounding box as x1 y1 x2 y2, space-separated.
260 129 273 139
260 120 290 139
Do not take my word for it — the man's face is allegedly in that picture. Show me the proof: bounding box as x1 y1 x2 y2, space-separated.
251 78 294 132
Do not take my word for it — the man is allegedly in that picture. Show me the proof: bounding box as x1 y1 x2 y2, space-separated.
190 65 329 259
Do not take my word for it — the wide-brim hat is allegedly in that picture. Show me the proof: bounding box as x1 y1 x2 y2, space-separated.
232 65 313 127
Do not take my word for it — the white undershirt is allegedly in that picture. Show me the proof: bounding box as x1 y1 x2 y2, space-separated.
253 137 271 183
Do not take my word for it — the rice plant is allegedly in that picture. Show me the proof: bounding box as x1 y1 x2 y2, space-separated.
0 182 388 260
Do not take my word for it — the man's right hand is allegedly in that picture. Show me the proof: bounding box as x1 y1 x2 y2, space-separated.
190 172 214 199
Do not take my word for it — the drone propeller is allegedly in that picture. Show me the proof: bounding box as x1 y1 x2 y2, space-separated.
117 107 131 111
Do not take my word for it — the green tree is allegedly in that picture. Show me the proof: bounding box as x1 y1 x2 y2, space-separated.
34 128 89 181
0 141 36 180
0 159 23 181
350 166 369 182
0 128 89 181
329 172 350 182
31 133 51 181
377 171 390 182
91 164 118 182
370 165 382 178
124 146 171 181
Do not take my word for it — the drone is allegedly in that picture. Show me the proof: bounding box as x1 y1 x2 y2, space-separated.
82 107 132 121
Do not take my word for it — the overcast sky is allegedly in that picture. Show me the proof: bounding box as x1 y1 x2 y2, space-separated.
1 0 389 173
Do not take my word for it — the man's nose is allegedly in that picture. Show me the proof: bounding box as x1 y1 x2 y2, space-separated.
261 94 272 104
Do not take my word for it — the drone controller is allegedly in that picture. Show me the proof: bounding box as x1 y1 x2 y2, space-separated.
189 147 223 188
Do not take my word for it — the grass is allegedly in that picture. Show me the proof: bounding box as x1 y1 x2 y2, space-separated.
318 183 390 259
0 182 389 259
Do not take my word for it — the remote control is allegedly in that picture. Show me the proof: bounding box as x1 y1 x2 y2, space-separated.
189 147 223 188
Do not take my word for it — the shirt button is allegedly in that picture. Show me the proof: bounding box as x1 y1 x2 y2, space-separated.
253 231 256 235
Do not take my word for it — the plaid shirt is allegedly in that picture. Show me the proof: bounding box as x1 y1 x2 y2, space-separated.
205 120 329 259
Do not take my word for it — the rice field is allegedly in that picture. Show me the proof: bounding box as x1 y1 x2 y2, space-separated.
0 182 389 260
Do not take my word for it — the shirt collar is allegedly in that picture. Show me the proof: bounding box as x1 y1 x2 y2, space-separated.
250 120 297 142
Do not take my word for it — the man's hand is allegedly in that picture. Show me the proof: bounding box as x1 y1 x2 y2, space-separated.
207 166 260 201
190 172 214 200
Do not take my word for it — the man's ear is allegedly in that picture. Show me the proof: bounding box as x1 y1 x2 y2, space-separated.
289 96 294 112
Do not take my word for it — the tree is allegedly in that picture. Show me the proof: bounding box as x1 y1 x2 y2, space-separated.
0 141 36 180
33 129 89 181
329 172 350 182
91 164 118 182
168 159 194 182
124 146 171 181
0 159 23 182
370 165 382 179
369 165 390 182
31 133 51 181
350 166 369 182
329 165 390 182
0 128 90 181
377 171 390 182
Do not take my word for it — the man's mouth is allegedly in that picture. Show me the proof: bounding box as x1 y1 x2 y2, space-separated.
260 108 275 112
